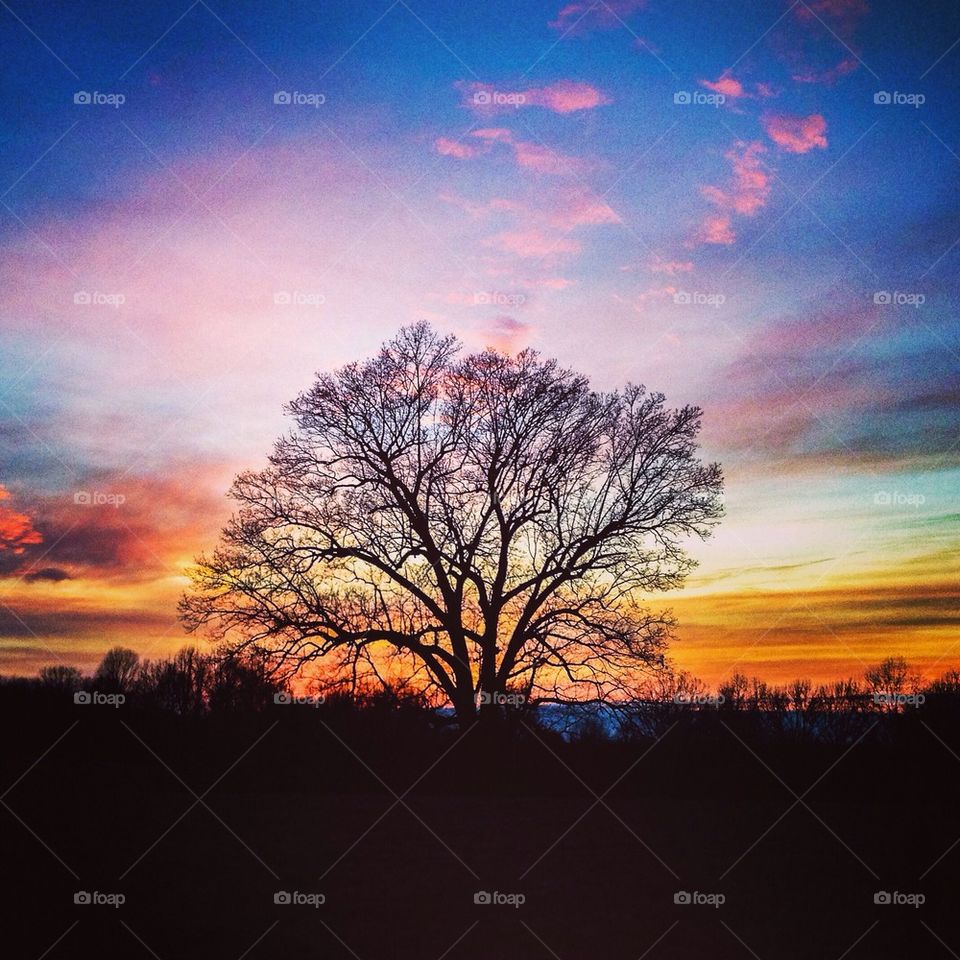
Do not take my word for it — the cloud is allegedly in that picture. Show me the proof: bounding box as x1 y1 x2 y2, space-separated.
693 216 736 246
484 315 534 353
549 0 647 33
648 256 694 275
0 486 42 557
23 568 71 583
512 140 586 176
699 74 777 101
460 80 609 114
436 127 588 177
487 229 582 259
763 113 828 154
774 0 869 85
434 137 479 159
693 140 771 245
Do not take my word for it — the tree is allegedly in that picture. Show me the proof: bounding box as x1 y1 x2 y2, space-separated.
181 323 723 727
94 646 140 693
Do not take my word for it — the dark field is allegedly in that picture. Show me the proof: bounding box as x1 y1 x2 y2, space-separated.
3 692 959 959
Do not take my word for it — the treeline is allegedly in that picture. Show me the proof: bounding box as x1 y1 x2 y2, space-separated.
5 646 959 737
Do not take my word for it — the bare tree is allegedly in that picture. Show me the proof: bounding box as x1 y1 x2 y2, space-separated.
94 646 140 693
180 323 723 727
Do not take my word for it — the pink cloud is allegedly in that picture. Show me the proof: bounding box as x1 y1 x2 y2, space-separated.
488 229 582 259
763 113 828 154
649 257 694 275
471 127 513 142
434 137 479 159
550 0 647 33
694 140 771 243
698 74 777 101
440 127 586 177
484 315 534 353
694 215 736 246
461 80 609 114
701 75 745 99
512 140 585 176
533 277 575 289
548 190 620 228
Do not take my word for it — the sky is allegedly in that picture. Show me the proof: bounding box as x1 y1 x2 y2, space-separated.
0 0 957 687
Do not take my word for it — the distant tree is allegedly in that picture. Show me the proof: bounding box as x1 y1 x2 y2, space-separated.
864 656 920 712
138 647 210 714
94 646 140 693
181 323 723 728
38 665 83 691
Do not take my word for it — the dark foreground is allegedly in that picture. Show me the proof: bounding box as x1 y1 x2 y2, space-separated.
3 692 958 959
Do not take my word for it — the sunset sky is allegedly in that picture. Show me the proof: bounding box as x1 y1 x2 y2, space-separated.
0 0 957 687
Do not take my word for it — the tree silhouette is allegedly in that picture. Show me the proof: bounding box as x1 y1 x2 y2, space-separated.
180 323 723 727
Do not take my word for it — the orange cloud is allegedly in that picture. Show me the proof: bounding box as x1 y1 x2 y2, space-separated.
763 113 828 154
0 486 42 556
